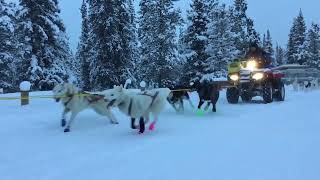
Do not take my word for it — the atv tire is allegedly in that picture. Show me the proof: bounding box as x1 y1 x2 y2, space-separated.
274 81 285 101
262 81 273 104
241 91 252 102
227 87 239 104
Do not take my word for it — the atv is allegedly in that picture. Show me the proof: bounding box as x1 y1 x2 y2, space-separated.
226 59 285 104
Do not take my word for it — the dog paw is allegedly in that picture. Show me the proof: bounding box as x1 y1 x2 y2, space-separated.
149 122 156 131
64 128 70 133
61 119 66 127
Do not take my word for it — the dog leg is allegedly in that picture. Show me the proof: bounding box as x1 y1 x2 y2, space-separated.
139 117 145 134
149 116 158 131
61 108 69 127
144 113 150 124
204 102 210 111
212 104 217 112
171 103 179 112
198 100 205 109
188 99 195 109
105 109 119 124
179 99 184 113
131 118 137 129
64 112 78 133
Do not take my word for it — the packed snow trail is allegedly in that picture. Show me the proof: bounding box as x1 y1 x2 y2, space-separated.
0 87 320 180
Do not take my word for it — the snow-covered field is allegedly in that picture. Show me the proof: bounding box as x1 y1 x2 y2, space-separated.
1 87 320 180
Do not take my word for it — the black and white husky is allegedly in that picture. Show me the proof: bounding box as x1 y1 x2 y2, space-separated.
103 85 171 134
167 89 194 113
53 83 118 133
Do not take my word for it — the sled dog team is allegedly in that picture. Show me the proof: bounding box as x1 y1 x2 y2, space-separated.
53 81 219 134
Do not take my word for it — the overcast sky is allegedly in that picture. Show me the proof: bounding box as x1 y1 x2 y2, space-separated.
9 0 320 52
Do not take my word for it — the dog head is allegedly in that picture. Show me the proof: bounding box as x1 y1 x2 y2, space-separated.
52 83 74 102
167 92 176 104
103 85 125 108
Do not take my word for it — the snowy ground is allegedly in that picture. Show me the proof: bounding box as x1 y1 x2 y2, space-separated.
1 87 320 180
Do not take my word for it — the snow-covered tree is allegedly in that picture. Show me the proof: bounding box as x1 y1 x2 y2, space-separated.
17 0 71 90
287 9 307 65
275 44 286 66
87 0 137 90
229 0 248 57
76 0 90 90
138 0 181 88
205 3 237 79
229 0 260 56
263 30 274 62
180 0 209 84
305 23 320 68
0 1 18 92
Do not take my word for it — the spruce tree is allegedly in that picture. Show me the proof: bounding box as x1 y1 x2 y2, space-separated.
181 0 209 84
229 0 248 56
287 9 307 65
76 0 90 90
17 0 71 90
138 0 181 88
305 23 320 68
275 44 286 66
264 30 274 62
0 0 17 92
88 0 137 90
205 3 237 78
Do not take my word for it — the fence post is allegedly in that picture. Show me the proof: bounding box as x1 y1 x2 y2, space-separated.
20 81 31 106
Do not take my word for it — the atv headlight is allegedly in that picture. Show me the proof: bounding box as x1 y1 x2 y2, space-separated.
252 72 264 80
229 74 240 81
247 60 257 71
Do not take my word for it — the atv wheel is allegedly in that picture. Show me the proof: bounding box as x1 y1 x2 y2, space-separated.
262 81 273 104
226 87 239 104
274 81 285 101
241 91 252 102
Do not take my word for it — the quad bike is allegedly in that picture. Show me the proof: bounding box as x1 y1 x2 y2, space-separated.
226 58 285 104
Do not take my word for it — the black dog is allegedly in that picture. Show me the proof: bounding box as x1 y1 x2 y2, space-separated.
167 87 194 112
193 80 220 112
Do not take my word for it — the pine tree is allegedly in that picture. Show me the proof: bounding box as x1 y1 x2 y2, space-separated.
229 0 248 56
138 0 181 88
305 23 320 68
17 0 71 90
229 0 260 56
287 9 307 65
0 0 17 92
88 0 138 90
76 0 90 90
180 0 209 84
205 3 237 79
275 44 285 66
264 30 274 62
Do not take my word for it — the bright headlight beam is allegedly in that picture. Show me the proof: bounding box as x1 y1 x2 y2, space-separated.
247 60 257 71
252 73 264 80
230 74 240 81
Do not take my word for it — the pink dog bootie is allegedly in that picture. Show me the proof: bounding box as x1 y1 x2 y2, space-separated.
149 122 156 131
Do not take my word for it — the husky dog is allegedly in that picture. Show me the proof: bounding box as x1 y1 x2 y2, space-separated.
103 85 171 134
167 88 194 113
53 83 118 133
193 80 220 112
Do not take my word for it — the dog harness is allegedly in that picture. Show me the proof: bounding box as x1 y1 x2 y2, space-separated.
64 94 74 106
139 91 159 108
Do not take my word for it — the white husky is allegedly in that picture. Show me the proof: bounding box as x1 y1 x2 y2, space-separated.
103 85 171 133
52 83 118 133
